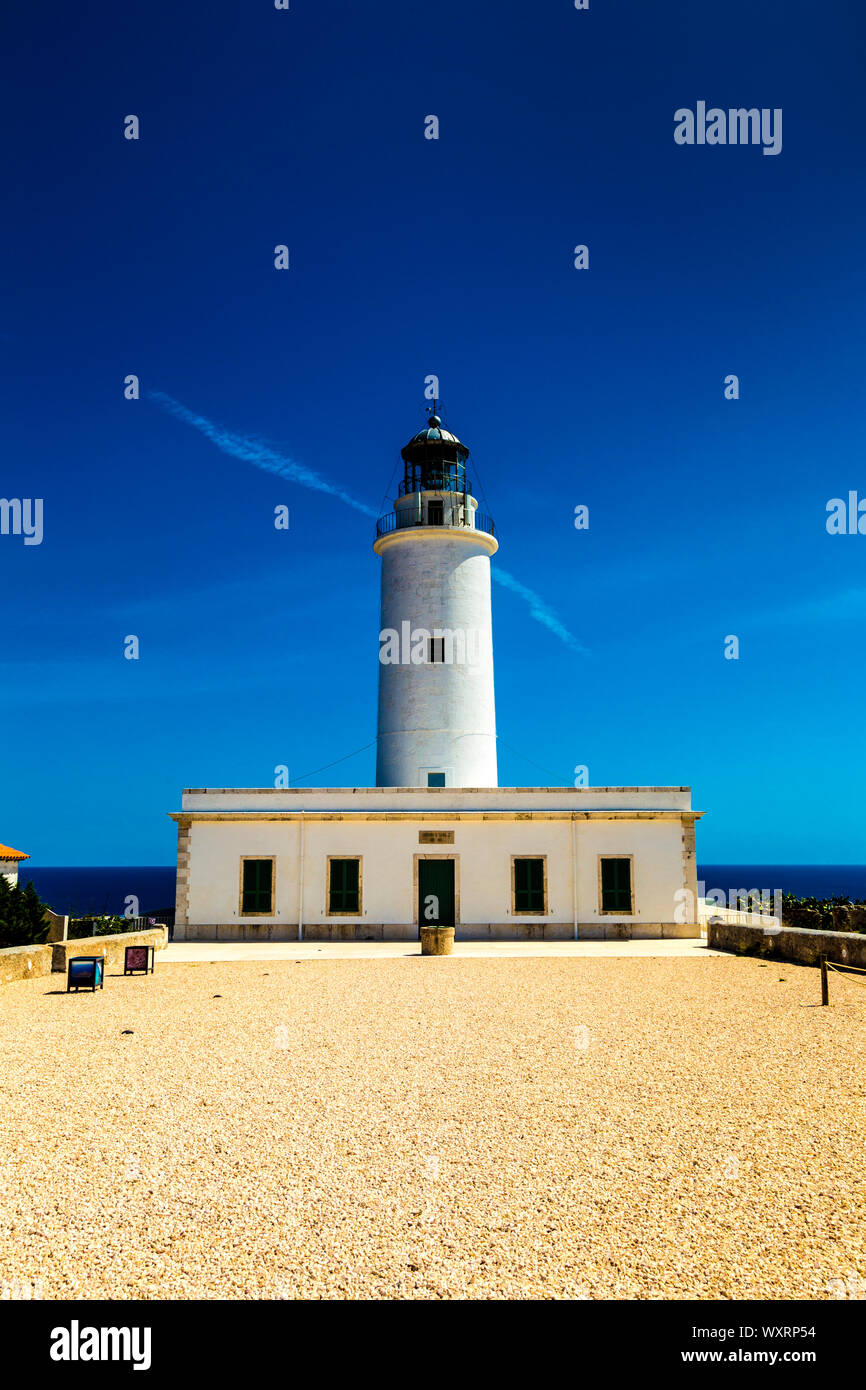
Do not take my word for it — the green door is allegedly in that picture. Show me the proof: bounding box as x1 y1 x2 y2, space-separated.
418 859 455 930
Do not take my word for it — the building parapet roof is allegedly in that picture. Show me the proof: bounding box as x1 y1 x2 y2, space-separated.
178 785 696 818
170 809 702 821
182 786 691 796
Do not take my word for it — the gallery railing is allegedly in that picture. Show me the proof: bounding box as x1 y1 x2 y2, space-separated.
375 509 495 539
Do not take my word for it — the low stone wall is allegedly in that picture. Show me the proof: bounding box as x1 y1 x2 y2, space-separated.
0 943 54 986
701 901 866 934
699 903 782 929
51 926 168 974
707 918 866 968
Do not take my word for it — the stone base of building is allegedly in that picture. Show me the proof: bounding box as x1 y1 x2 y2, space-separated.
578 922 701 940
175 921 701 942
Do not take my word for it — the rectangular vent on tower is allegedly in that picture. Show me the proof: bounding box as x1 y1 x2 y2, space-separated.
427 500 444 525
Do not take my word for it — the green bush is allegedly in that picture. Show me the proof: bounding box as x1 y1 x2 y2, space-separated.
781 893 866 934
68 915 145 940
0 878 50 948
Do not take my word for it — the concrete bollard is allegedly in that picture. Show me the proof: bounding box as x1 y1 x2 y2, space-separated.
420 927 455 956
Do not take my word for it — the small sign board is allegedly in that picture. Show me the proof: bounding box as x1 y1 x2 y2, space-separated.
124 944 155 976
67 957 104 992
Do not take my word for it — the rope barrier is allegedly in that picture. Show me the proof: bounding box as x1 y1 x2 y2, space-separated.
826 961 866 989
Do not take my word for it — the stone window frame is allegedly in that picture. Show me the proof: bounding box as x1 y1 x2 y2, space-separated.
510 854 548 916
325 855 364 917
238 856 276 917
597 854 635 916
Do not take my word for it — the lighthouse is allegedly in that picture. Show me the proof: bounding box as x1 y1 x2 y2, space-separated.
373 412 499 788
174 405 703 944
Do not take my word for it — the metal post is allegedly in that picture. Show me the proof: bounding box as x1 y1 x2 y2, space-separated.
820 955 829 1006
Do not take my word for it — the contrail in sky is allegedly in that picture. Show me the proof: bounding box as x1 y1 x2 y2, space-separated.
148 390 377 517
151 390 585 651
492 568 588 653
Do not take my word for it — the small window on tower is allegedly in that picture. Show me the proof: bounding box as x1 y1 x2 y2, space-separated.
428 637 445 663
427 772 446 787
427 500 444 525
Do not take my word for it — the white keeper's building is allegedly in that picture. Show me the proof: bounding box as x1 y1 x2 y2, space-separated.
172 411 702 941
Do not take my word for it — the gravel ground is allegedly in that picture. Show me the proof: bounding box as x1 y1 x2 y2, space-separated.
0 956 863 1301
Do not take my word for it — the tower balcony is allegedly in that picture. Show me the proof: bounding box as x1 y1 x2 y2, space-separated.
375 502 495 540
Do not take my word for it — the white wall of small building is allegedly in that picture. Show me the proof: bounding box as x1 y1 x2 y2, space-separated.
178 801 696 940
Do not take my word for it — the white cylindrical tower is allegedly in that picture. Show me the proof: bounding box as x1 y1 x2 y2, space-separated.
373 413 498 788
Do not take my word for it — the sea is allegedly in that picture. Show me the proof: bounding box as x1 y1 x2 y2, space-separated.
19 863 866 916
698 866 866 902
22 867 178 918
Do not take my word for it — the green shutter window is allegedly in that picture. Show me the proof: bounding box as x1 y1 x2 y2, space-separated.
329 858 360 913
601 858 632 912
514 858 545 912
242 859 273 913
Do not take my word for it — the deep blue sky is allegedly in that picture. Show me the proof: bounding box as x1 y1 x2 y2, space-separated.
1 0 864 865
